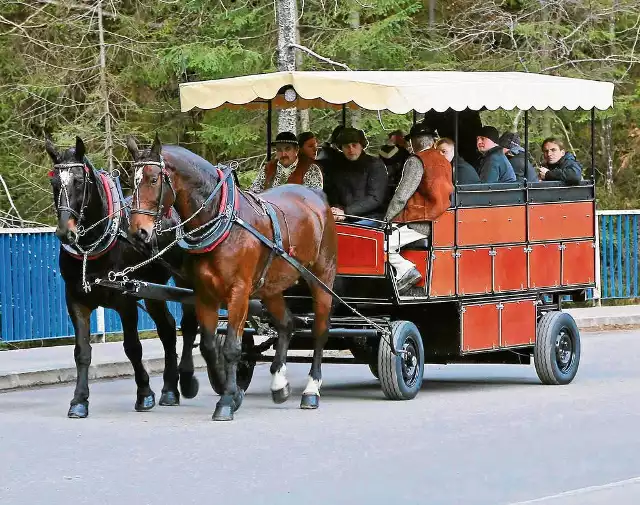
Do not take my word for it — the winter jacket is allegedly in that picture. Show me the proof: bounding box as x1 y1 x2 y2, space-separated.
326 152 388 219
478 146 517 183
455 156 481 184
544 153 583 185
507 152 538 183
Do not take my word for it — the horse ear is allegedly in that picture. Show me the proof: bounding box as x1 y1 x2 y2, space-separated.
75 136 86 161
151 133 162 157
44 135 59 163
126 135 139 160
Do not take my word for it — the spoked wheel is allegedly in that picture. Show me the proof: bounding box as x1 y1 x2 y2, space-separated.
534 311 581 385
378 321 424 400
207 333 256 395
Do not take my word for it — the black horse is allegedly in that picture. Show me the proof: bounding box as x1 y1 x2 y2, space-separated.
45 135 200 418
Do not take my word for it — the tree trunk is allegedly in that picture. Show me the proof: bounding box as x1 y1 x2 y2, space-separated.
603 118 613 192
429 0 436 27
349 6 361 128
97 0 113 173
276 0 297 134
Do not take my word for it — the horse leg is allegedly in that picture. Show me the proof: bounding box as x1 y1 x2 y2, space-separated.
66 295 93 419
144 299 180 406
117 302 155 412
300 283 334 410
178 304 200 399
212 286 250 421
262 294 294 404
196 298 225 389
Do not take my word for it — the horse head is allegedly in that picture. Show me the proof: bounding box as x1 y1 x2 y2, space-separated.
45 135 95 245
126 134 176 245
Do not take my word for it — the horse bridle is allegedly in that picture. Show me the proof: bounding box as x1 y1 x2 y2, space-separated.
51 162 91 227
131 158 176 232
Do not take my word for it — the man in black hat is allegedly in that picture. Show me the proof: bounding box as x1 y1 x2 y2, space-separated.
250 131 323 193
476 126 516 183
498 131 538 183
327 127 388 223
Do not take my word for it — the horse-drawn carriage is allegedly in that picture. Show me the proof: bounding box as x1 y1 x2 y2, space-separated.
46 70 613 420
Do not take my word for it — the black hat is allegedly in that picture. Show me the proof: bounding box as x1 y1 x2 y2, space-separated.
477 126 500 144
498 132 525 154
405 123 436 141
274 131 298 146
329 125 345 144
336 127 368 148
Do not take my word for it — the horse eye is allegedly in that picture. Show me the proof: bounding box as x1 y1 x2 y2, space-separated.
150 176 159 184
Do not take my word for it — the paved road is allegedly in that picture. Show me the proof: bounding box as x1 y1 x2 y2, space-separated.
1 330 639 505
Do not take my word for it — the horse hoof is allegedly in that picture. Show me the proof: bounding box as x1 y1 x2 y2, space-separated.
212 404 234 421
68 403 88 418
233 389 245 412
180 374 199 399
271 383 291 404
159 391 180 406
300 394 319 410
135 392 156 412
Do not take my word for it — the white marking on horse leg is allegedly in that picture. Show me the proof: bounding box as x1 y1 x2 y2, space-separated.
302 375 322 396
270 364 288 391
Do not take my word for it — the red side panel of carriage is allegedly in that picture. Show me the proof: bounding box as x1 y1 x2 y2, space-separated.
457 206 526 246
335 223 385 276
528 202 594 241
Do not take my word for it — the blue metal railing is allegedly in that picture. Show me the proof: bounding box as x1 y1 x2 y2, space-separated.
0 213 637 341
0 228 187 342
598 211 640 299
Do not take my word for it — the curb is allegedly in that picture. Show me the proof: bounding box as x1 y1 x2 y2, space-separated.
0 349 350 393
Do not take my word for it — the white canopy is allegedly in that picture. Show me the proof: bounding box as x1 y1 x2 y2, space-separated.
179 71 614 114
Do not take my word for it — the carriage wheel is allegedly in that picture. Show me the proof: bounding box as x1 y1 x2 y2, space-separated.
534 311 581 385
348 341 380 380
207 333 256 395
378 321 424 400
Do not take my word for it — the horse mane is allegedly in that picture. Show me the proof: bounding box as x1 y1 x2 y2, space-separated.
161 145 224 196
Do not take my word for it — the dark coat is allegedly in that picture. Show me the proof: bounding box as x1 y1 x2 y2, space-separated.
455 156 481 184
325 152 388 219
508 152 538 183
478 146 517 183
379 144 410 206
544 153 583 185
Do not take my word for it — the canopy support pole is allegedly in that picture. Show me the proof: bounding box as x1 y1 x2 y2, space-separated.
341 104 347 126
453 110 459 206
591 107 596 181
267 100 273 161
524 110 529 171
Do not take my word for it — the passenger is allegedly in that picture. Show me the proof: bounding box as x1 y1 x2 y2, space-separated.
297 131 318 161
385 124 453 294
435 137 480 184
317 125 345 204
539 137 583 185
498 132 538 182
422 108 484 167
379 129 411 206
476 126 517 183
328 127 388 223
250 131 323 193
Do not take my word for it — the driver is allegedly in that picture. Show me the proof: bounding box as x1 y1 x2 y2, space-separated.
250 131 323 193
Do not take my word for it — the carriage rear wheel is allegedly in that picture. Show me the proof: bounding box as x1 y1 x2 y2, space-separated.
207 334 256 394
378 321 424 400
534 311 581 385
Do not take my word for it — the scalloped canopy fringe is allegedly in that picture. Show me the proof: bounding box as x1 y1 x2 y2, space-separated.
179 71 614 114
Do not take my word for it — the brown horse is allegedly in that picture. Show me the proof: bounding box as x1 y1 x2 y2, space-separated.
126 136 337 421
